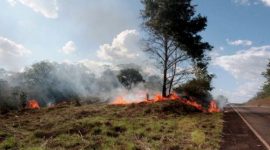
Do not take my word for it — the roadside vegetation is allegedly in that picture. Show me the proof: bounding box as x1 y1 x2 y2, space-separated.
0 1 223 149
0 101 223 150
248 61 270 106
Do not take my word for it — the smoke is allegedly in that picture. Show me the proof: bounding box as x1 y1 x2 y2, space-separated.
0 61 162 112
214 95 229 109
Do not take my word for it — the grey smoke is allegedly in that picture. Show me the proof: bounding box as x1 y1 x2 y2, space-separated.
215 95 229 109
0 61 162 111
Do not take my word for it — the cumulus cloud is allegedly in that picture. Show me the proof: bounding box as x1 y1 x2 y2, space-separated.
7 0 59 19
0 37 31 70
212 46 270 102
76 29 157 77
97 30 143 63
213 46 270 79
60 41 76 55
227 39 253 46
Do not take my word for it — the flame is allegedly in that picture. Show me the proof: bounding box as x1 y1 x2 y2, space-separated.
208 100 220 113
111 92 220 113
145 93 203 111
27 100 40 109
111 96 128 105
180 98 204 111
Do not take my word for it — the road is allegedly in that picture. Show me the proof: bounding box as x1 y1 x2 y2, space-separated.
221 106 270 150
234 106 270 149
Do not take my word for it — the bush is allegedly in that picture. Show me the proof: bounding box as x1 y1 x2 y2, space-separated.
175 78 213 107
0 137 17 149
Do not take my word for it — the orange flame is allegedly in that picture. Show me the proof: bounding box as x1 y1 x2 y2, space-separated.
111 96 128 105
111 92 220 113
208 100 220 113
145 93 203 111
27 100 40 109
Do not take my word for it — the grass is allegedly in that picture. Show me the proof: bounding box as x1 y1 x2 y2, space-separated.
246 96 270 107
0 101 223 150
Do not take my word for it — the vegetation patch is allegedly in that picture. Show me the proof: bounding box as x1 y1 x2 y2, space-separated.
0 102 223 150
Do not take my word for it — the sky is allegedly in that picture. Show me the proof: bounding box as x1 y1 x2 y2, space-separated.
0 0 270 103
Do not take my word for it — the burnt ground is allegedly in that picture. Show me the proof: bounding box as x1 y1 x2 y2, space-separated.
221 106 267 150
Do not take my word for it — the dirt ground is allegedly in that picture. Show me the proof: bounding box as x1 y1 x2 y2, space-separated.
221 107 267 150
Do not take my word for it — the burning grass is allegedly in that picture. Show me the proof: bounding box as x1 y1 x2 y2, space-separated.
0 101 223 150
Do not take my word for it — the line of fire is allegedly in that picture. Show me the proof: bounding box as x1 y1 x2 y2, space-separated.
26 91 220 113
112 92 220 113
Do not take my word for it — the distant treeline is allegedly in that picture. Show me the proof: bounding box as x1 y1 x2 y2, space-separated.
0 61 162 114
252 61 270 100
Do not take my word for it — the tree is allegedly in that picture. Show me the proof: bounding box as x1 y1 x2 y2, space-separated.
262 61 270 83
256 60 270 98
175 61 214 104
141 0 212 97
117 68 144 90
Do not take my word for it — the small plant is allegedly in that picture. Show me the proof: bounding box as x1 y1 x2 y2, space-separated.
191 130 206 145
0 137 17 149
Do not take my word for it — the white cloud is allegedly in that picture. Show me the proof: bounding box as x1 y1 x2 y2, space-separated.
212 46 270 102
78 59 115 75
213 46 270 79
60 41 76 55
261 0 270 6
95 29 158 76
0 37 31 70
7 0 59 19
227 39 253 46
213 81 263 103
233 0 252 5
233 0 270 6
0 37 31 57
97 30 142 63
7 0 17 6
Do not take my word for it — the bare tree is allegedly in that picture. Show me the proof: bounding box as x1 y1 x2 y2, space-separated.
145 34 191 96
141 0 212 97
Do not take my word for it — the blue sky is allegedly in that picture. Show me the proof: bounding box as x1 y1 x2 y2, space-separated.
1 0 270 103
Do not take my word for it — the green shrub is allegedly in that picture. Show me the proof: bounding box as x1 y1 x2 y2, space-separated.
0 137 17 149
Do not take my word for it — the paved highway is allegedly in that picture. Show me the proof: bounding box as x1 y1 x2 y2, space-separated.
234 106 270 149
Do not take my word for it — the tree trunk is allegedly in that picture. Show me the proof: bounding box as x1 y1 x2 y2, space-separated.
162 65 167 97
168 62 177 95
162 36 169 97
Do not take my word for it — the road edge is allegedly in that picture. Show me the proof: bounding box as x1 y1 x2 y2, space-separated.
231 105 270 150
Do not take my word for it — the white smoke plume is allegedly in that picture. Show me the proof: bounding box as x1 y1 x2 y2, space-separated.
0 61 162 112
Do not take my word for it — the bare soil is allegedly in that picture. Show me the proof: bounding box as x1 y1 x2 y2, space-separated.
221 107 267 150
246 97 270 107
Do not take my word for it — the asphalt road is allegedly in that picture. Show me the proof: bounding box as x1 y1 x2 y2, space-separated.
234 106 270 149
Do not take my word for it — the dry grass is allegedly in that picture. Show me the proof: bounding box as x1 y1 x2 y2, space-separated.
0 101 223 150
246 96 270 107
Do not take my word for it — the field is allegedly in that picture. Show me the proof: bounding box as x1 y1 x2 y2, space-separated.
0 101 223 150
